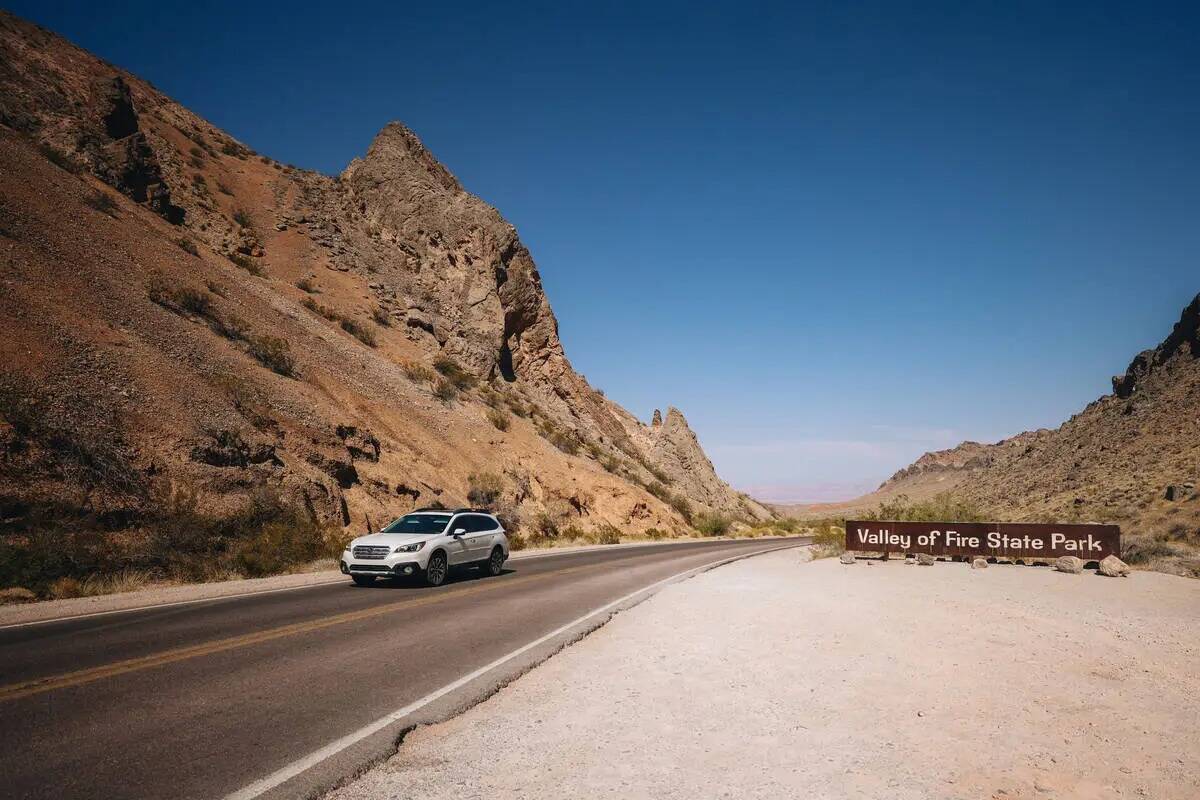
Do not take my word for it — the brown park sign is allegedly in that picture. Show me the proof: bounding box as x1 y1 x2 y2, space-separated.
844 520 1121 561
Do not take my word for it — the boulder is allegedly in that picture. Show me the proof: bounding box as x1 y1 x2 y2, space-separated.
1098 554 1131 577
796 548 814 564
839 552 856 565
970 557 988 569
1055 556 1084 574
917 553 936 566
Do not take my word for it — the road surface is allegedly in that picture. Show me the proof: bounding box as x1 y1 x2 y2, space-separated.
0 537 804 800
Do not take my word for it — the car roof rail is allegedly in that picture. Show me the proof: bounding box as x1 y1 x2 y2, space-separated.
412 506 449 512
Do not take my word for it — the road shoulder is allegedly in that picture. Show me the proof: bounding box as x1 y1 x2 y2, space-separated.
328 550 1200 800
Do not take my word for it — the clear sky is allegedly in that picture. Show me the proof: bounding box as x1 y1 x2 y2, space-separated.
13 1 1199 501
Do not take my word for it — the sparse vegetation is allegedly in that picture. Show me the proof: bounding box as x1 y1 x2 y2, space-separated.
39 143 79 172
294 277 318 293
232 208 252 228
402 361 435 383
694 512 732 537
433 356 476 390
216 181 233 196
228 253 264 276
175 237 199 256
372 307 391 326
247 335 296 377
206 280 227 297
487 407 511 431
669 493 693 522
433 377 459 403
83 191 117 216
467 472 505 508
339 318 377 347
148 278 210 316
864 493 988 524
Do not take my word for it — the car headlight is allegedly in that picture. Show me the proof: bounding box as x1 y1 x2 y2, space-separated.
394 542 425 553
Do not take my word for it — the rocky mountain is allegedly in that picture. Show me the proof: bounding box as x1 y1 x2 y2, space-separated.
0 11 767 586
784 294 1200 576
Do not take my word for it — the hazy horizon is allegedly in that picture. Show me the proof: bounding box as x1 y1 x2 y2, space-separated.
12 0 1199 502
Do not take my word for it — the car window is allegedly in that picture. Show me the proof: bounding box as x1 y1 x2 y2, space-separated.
473 515 496 532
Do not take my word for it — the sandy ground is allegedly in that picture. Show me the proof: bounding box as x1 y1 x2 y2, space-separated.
328 550 1200 800
0 537 776 627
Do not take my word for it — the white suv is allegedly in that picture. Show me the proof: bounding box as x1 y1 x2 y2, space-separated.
340 508 509 587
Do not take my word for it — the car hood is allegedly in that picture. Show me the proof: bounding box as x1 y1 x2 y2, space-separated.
350 532 441 548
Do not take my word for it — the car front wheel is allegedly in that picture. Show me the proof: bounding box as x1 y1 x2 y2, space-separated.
424 551 448 586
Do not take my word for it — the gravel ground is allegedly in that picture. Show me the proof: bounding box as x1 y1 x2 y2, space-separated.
328 550 1200 800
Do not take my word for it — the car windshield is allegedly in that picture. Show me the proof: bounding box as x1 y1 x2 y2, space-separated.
380 514 451 535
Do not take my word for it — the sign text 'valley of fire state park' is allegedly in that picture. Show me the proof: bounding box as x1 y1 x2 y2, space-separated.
844 521 1121 560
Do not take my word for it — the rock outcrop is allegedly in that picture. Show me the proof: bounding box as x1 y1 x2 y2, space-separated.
0 9 767 558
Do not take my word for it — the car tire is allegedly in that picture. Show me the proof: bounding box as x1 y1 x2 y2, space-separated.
424 551 448 586
351 575 375 587
486 546 505 577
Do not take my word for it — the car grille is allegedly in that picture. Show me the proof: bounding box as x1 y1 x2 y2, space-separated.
350 564 392 573
352 545 391 560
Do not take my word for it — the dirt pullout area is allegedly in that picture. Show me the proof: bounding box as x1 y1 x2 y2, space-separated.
328 550 1200 800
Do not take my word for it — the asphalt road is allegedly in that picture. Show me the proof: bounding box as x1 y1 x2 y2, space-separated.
0 537 805 800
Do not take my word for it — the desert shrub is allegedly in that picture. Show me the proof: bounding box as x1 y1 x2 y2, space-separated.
216 181 233 196
148 279 211 317
339 318 377 347
646 481 671 502
175 237 200 257
505 396 530 417
467 472 504 508
646 464 671 485
231 208 252 228
537 420 579 455
39 143 79 172
206 280 227 297
296 277 318 293
402 361 434 383
228 253 264 276
600 456 621 474
248 335 295 377
433 356 476 390
372 307 391 326
694 513 732 537
1123 534 1181 564
212 313 250 342
487 407 511 431
644 527 668 540
433 377 458 403
83 191 117 216
587 524 622 545
669 494 693 522
865 493 988 523
221 140 248 159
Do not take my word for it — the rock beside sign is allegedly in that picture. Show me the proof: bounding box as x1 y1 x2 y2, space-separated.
1098 555 1131 577
1055 556 1084 574
971 557 988 569
917 553 936 566
839 553 856 565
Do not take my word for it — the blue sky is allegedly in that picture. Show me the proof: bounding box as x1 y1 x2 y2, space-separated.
14 1 1200 501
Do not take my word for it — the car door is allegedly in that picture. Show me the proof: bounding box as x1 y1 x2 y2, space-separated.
444 515 473 565
466 515 496 560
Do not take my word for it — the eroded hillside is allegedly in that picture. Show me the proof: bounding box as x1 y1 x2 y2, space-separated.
782 295 1200 576
0 11 767 591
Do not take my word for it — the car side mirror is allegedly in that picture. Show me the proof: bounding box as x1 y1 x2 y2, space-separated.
453 528 467 537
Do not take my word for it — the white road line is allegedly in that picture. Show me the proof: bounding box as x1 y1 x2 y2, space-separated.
0 538 787 631
223 543 798 800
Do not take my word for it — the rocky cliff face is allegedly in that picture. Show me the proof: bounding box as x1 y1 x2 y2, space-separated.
0 10 767 564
